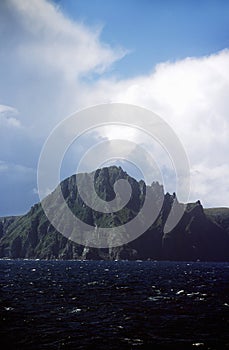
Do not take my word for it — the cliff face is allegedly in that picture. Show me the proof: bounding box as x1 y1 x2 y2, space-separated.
0 216 19 238
0 166 229 261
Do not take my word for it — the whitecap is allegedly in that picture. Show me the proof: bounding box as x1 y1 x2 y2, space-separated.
70 308 81 313
4 306 14 311
87 281 98 285
176 290 185 295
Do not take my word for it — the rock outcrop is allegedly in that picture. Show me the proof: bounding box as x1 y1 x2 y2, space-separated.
0 166 229 261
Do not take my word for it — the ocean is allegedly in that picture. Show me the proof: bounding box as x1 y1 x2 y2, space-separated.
0 260 229 349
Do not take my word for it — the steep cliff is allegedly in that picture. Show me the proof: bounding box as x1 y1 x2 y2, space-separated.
0 166 228 261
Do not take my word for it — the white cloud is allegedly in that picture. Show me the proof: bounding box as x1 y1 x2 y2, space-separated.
0 0 127 135
1 0 126 80
1 116 22 128
0 105 18 114
191 164 229 207
0 160 35 177
75 50 229 207
0 0 228 210
0 104 21 128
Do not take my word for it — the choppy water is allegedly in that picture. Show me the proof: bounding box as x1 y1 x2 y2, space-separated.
0 260 229 349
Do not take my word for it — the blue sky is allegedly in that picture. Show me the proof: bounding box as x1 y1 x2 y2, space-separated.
58 0 229 77
0 0 229 215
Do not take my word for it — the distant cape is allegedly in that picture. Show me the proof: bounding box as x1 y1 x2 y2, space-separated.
0 166 229 261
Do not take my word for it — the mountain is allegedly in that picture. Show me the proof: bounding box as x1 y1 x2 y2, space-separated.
0 166 229 261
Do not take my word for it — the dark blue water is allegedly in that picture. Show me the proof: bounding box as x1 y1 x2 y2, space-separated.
0 260 229 350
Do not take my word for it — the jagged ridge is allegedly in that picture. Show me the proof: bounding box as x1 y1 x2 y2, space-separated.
0 166 229 261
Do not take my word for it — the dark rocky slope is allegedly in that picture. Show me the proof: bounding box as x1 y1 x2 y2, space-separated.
0 166 229 261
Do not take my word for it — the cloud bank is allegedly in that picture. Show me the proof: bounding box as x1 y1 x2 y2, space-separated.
79 50 229 207
0 0 228 214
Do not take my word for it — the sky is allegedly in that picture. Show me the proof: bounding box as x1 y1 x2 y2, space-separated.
0 0 229 215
